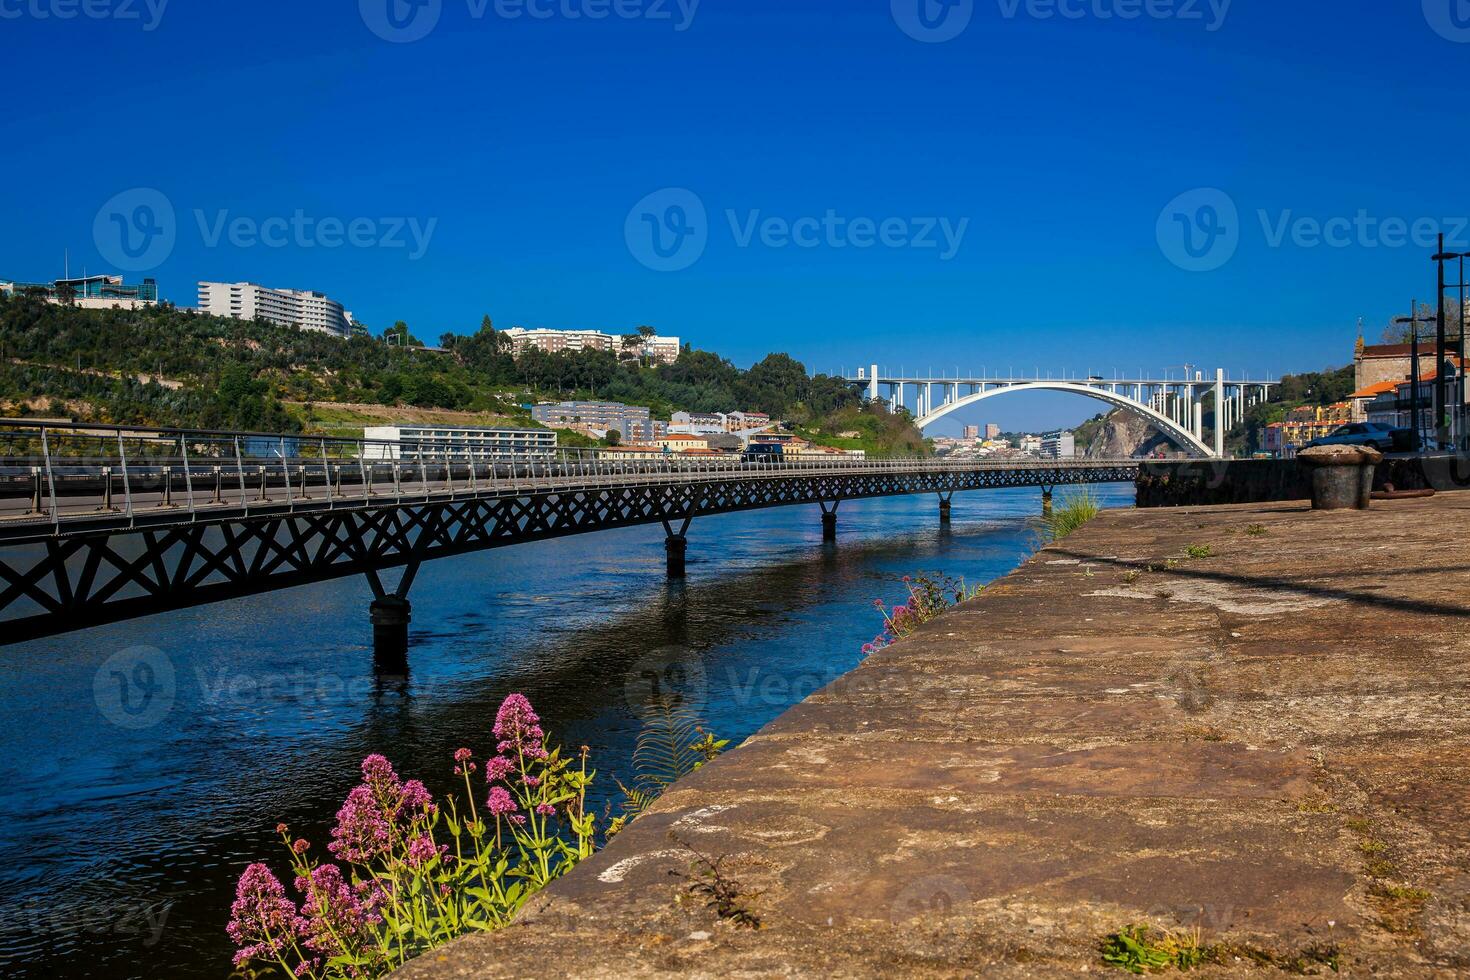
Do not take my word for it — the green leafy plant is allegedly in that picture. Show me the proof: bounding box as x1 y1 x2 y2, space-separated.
609 697 728 837
1183 545 1215 559
1101 924 1206 974
1245 524 1266 537
669 834 762 930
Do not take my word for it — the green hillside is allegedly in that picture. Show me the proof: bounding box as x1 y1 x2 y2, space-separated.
0 297 926 455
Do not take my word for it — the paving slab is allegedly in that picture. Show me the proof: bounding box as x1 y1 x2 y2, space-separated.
398 496 1470 978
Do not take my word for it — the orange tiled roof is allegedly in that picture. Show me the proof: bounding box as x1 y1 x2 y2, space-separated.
1350 380 1400 399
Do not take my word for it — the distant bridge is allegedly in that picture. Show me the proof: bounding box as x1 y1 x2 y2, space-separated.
0 420 1139 657
848 367 1278 458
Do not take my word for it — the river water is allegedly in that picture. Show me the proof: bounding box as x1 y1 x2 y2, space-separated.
0 483 1135 978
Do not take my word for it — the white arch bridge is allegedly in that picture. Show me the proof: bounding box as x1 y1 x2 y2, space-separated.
850 367 1278 458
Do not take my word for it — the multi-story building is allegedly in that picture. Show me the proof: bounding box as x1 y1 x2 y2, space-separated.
2 274 159 310
641 335 682 364
500 327 682 365
669 411 728 435
197 282 356 337
726 411 771 432
1040 431 1075 459
530 400 665 442
961 425 979 441
1353 334 1458 394
361 425 556 460
985 423 1001 440
500 328 616 356
655 434 710 452
1362 360 1465 450
1019 434 1043 454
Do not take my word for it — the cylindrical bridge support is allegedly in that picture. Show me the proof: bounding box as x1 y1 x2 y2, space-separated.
665 535 688 578
1042 489 1054 518
662 515 693 579
937 491 953 525
818 499 840 542
370 595 412 675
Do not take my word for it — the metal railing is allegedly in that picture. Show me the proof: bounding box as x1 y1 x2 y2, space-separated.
0 419 1138 534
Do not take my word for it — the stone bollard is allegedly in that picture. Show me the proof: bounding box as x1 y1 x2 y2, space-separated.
1297 445 1382 510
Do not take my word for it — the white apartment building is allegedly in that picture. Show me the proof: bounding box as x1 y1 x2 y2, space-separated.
362 425 557 461
197 281 356 338
1041 431 1076 459
500 327 682 365
669 411 728 435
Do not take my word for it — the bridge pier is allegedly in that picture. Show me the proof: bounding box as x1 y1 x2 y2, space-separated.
819 500 840 541
937 491 953 525
1042 488 1054 518
369 596 412 676
663 516 692 579
366 562 419 676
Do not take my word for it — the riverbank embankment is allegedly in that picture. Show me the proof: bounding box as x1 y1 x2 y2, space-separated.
400 496 1470 977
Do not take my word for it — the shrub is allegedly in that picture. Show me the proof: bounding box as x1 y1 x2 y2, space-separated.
1040 488 1101 543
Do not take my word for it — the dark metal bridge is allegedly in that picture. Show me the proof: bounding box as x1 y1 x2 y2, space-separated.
0 420 1139 655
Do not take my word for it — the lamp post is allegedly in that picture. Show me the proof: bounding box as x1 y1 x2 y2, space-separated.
1431 241 1470 449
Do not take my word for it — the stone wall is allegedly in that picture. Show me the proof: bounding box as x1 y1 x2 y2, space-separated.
1136 453 1470 507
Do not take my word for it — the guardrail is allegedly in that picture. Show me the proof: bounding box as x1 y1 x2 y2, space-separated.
0 419 1139 534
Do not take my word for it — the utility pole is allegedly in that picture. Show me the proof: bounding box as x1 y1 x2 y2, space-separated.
1394 302 1434 449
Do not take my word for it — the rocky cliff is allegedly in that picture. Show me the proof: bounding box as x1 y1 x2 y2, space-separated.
1080 409 1180 458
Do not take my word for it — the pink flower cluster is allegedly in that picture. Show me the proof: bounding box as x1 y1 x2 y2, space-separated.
329 754 436 864
295 863 382 960
226 863 302 969
493 694 547 760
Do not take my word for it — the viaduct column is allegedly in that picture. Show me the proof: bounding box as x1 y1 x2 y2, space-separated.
869 364 879 404
1213 369 1225 458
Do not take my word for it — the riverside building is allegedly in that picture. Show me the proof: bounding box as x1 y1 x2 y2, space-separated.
362 425 556 461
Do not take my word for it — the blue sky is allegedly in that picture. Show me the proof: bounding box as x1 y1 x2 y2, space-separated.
4 0 1469 432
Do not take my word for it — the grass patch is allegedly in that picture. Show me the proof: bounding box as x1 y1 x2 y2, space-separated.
1183 544 1215 559
1246 523 1267 537
1369 881 1430 936
1040 488 1102 543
